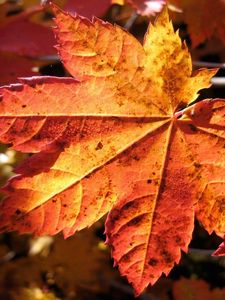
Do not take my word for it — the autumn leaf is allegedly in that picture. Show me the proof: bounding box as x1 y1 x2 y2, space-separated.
0 3 224 295
173 278 225 300
170 0 225 47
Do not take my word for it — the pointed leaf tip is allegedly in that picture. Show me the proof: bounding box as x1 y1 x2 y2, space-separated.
213 240 225 257
155 4 169 24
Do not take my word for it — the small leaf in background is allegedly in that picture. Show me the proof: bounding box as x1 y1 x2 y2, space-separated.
173 278 225 300
170 0 225 47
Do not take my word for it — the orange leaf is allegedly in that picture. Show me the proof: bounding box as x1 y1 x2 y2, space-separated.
0 4 224 295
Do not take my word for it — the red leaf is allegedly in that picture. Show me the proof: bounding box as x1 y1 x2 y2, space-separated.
0 8 55 57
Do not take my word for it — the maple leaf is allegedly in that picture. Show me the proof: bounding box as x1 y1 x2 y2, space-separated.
173 278 225 300
112 0 166 16
0 3 224 295
170 0 225 47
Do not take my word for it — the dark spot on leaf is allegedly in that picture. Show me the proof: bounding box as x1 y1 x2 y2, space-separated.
15 209 22 215
122 201 138 211
95 141 103 150
161 250 173 264
147 179 152 184
105 191 112 198
22 104 27 108
132 155 140 161
123 202 133 210
121 253 130 262
175 236 182 245
194 162 201 168
160 177 166 193
137 66 144 72
127 215 144 226
148 258 158 266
